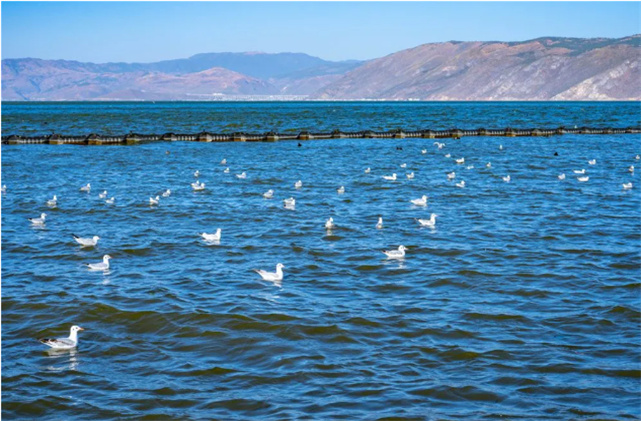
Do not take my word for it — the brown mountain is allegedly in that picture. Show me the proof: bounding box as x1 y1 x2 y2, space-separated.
311 36 641 100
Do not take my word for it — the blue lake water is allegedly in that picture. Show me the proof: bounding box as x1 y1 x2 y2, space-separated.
2 102 640 420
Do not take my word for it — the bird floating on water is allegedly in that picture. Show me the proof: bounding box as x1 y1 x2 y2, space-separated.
400 163 407 168
162 189 171 198
455 158 465 164
149 196 160 205
86 255 111 271
421 149 427 154
325 217 335 229
434 142 445 149
224 167 230 174
283 197 296 209
445 153 451 158
417 213 438 228
503 175 511 183
105 197 115 205
577 176 589 182
382 173 397 181
194 170 200 177
499 145 503 151
573 169 586 174
337 186 345 194
411 195 428 206
364 168 371 174
1 185 6 194
73 234 100 247
486 162 492 168
636 155 640 160
376 217 383 229
255 263 284 285
46 195 58 208
39 325 85 350
588 159 596 165
622 182 633 190
29 213 47 226
629 165 635 173
221 159 227 165
294 180 303 189
383 245 406 259
80 183 91 192
201 229 222 242
192 181 205 191
466 165 475 170
98 190 107 199
558 174 566 180
263 189 274 199
456 180 466 188
447 172 456 180
236 172 247 179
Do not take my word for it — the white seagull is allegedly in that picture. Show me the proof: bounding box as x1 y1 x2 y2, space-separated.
421 149 427 154
105 197 115 205
629 165 635 173
573 169 586 174
456 180 466 188
400 163 407 168
455 158 465 164
98 190 107 199
577 176 589 182
162 189 171 198
337 186 345 194
86 255 112 271
499 144 503 151
1 185 6 194
29 213 47 226
255 263 284 285
466 165 475 170
588 159 596 165
263 189 274 199
558 174 566 180
221 158 227 165
294 180 303 189
364 168 371 174
447 172 456 180
445 153 451 158
417 213 438 228
411 195 428 206
406 172 415 179
149 196 160 205
636 155 640 160
283 197 296 209
39 325 85 350
80 183 91 192
201 229 222 242
622 182 633 190
236 172 247 179
224 167 230 174
192 181 205 191
503 175 511 183
376 217 383 229
72 234 100 247
486 162 492 168
382 173 397 181
194 170 200 177
434 142 445 149
46 195 58 208
383 245 406 259
325 217 335 229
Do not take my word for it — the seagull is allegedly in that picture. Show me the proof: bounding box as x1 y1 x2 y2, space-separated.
194 170 200 177
445 153 451 158
629 165 635 173
224 167 230 174
263 189 274 199
573 169 586 174
417 213 438 228
486 162 492 168
254 263 284 285
105 197 115 205
86 255 112 271
29 213 47 226
577 176 589 182
364 168 371 174
39 325 85 350
294 180 303 189
1 185 6 194
456 180 466 188
192 181 205 191
499 144 503 151
434 142 445 149
325 217 335 229
466 165 475 170
411 195 428 206
406 172 415 179
455 158 465 164
558 173 566 180
503 175 511 183
72 234 100 247
337 186 345 194
221 159 227 165
201 229 222 242
80 183 91 192
383 245 406 259
421 149 427 154
236 172 247 179
46 195 58 208
162 189 171 198
447 172 456 180
376 217 383 229
98 190 107 199
382 173 397 181
636 155 640 160
622 182 633 190
283 197 296 209
400 163 407 168
149 196 160 205
588 159 596 165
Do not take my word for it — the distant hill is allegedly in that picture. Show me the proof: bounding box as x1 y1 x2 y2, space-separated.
312 35 641 100
2 36 639 101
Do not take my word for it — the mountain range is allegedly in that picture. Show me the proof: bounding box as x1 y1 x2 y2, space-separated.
2 35 640 101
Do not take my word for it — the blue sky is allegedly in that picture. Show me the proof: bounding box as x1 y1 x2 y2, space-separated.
2 2 639 62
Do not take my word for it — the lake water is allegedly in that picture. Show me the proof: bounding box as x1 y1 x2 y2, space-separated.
2 102 640 420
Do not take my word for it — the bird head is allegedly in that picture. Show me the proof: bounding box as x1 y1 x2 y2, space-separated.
104 255 112 261
93 236 100 241
71 325 85 332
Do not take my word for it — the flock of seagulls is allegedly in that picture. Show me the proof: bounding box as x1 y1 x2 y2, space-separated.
9 141 639 349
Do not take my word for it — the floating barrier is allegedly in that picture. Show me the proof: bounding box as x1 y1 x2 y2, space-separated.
2 127 639 145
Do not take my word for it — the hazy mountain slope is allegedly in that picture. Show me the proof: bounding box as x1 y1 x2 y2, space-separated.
312 36 641 100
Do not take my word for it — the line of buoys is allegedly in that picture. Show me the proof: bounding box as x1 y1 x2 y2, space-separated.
2 127 639 145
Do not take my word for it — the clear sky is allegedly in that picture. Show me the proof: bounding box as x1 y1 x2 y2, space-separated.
2 2 639 63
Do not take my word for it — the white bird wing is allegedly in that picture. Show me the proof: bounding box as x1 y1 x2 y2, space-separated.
87 262 108 270
40 338 76 349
